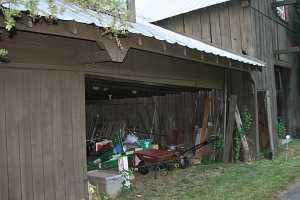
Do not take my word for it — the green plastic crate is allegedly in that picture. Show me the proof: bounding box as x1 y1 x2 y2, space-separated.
100 159 118 170
137 139 153 150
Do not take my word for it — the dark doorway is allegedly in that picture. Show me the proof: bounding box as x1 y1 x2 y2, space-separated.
257 91 271 158
275 66 291 124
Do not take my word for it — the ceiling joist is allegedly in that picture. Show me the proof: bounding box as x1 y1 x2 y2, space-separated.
274 46 300 55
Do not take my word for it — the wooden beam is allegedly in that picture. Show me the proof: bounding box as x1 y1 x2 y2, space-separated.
250 73 260 159
78 50 111 64
274 47 300 55
1 16 260 72
272 0 297 7
196 94 210 159
223 95 238 163
274 60 292 68
234 106 251 162
266 91 275 159
97 34 257 72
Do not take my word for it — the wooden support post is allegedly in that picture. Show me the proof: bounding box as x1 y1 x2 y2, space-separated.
223 95 238 163
196 94 210 159
223 70 228 149
266 91 275 159
234 106 251 162
250 73 260 159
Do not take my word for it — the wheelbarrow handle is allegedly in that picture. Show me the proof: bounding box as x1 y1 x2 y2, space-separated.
180 136 218 155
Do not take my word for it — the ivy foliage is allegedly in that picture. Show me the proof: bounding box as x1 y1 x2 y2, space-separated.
277 119 287 139
234 109 253 162
0 0 129 59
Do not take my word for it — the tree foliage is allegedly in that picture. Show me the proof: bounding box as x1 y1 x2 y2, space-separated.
0 0 129 58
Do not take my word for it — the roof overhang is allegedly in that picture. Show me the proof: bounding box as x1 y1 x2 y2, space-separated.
1 0 265 71
136 0 231 23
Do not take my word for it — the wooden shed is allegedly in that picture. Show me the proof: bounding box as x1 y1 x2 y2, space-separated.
143 0 300 141
0 1 266 200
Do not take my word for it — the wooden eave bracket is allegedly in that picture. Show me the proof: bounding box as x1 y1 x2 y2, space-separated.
274 46 300 55
96 36 130 63
240 0 250 8
272 0 297 8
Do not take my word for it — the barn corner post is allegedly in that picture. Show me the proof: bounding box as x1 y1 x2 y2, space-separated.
250 72 260 159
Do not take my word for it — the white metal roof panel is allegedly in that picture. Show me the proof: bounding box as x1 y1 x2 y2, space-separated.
136 0 230 22
3 0 265 67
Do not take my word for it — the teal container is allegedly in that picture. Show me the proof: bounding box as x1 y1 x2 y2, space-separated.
137 139 153 150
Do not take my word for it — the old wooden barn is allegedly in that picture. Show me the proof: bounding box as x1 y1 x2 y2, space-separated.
0 0 298 200
138 0 300 136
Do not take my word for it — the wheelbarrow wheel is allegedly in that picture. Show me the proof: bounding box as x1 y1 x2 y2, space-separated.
179 156 190 169
137 161 149 175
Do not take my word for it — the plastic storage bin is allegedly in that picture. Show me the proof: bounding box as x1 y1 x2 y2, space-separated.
87 170 122 198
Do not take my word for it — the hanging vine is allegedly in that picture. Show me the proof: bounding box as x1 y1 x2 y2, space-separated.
0 0 129 59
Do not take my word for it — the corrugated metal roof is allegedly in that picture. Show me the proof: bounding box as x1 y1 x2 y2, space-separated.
136 0 230 22
3 0 265 67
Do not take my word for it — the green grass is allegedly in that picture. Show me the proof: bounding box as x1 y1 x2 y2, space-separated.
116 140 300 200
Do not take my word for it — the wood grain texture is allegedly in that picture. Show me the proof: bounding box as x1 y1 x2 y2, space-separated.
210 7 222 47
0 68 86 200
0 70 9 200
19 70 34 200
5 69 22 200
223 95 238 163
219 5 232 49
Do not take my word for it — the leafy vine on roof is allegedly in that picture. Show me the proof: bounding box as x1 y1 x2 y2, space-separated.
0 0 129 58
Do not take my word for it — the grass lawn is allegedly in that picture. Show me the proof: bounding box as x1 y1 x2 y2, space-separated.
117 139 300 200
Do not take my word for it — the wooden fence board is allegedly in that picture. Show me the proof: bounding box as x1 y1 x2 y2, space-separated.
223 95 238 163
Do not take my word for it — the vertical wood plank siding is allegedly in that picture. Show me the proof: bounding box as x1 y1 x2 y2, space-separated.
156 0 299 134
0 68 86 200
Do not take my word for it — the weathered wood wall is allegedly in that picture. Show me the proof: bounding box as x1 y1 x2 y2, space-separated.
0 29 229 200
86 90 224 147
1 30 225 90
156 0 300 134
0 68 87 200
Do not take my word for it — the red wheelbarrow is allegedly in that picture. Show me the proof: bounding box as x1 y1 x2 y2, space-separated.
135 136 218 177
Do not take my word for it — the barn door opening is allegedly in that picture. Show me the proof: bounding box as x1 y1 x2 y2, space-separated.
84 75 225 170
275 66 291 129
